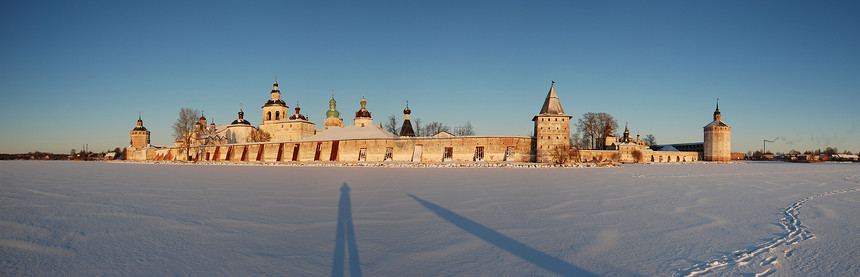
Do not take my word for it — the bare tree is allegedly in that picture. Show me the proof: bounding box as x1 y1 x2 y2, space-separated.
632 150 644 163
550 145 570 164
173 107 201 161
458 121 475 136
576 112 617 149
424 121 450 136
644 134 657 146
413 117 422 136
248 128 271 142
384 114 399 134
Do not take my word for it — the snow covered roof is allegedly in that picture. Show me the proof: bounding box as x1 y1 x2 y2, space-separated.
659 145 680 152
301 126 397 141
704 120 730 128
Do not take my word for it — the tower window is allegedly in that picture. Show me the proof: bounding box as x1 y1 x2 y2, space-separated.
276 111 280 120
267 112 272 120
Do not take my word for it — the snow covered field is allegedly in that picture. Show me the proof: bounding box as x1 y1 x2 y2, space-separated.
1 161 858 276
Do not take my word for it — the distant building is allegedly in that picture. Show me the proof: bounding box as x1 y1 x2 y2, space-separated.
127 80 722 164
703 100 731 161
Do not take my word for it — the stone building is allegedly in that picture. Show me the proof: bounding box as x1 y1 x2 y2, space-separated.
703 100 731 161
129 115 150 149
127 80 718 164
533 82 572 163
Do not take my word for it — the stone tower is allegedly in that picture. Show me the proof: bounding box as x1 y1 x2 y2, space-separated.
130 115 150 149
399 102 415 137
261 78 289 124
324 92 343 129
354 96 373 127
533 82 572 163
704 100 731 161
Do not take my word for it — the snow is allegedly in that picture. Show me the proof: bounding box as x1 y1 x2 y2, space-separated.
1 161 858 276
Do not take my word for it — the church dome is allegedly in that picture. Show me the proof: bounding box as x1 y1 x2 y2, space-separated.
354 96 371 118
231 109 251 125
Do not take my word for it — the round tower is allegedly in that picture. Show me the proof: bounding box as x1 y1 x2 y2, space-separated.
533 81 572 163
704 100 731 161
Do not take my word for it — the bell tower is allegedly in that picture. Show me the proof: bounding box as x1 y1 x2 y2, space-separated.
261 77 289 124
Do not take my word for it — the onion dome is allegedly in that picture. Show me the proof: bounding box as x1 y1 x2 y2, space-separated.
355 96 371 118
231 108 251 125
132 115 148 131
326 93 340 118
263 79 287 107
289 106 307 120
403 102 411 115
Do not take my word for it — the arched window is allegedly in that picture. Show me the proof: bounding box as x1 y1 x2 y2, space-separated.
276 111 280 120
267 112 272 120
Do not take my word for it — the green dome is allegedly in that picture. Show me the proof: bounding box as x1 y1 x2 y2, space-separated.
326 97 340 118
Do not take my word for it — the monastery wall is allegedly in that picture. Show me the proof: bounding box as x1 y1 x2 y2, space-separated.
137 136 535 163
577 149 699 163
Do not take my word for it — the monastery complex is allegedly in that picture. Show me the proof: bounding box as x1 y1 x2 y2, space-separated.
127 80 731 163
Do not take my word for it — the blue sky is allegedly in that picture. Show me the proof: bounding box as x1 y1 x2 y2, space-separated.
1 0 858 154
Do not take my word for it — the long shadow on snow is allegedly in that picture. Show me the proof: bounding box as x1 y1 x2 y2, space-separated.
407 193 597 277
332 183 362 277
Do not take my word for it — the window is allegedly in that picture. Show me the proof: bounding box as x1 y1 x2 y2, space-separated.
267 112 272 120
474 146 484 161
443 147 453 162
358 148 367 162
384 147 393 161
504 146 515 161
276 111 280 120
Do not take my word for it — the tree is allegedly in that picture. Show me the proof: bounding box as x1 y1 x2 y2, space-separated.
644 134 657 146
455 121 475 136
576 112 618 149
413 118 422 136
632 150 644 163
173 107 201 161
249 128 271 142
384 114 399 134
550 145 570 164
424 121 450 136
824 147 838 156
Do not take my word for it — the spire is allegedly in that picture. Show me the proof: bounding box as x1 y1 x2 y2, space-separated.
713 98 722 121
360 95 367 110
538 81 566 115
399 102 415 137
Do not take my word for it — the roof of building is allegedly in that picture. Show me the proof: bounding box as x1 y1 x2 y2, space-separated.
537 82 568 116
704 120 730 127
302 126 397 141
355 96 371 118
289 106 307 121
399 119 415 137
432 131 455 137
231 109 252 125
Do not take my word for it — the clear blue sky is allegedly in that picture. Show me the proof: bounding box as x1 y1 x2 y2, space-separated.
2 0 858 154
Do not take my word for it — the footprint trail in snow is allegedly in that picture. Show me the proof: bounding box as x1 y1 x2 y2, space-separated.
677 175 860 277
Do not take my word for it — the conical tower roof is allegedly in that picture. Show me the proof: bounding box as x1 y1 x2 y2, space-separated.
538 81 567 116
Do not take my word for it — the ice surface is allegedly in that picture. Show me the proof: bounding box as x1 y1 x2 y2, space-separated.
1 161 858 276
